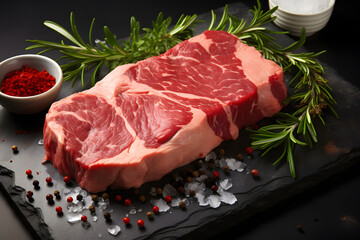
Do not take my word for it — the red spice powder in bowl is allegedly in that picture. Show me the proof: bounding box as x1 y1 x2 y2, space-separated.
0 54 63 114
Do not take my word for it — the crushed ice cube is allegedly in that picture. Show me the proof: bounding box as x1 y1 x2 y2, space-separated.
150 198 170 212
219 189 237 205
219 178 233 190
184 181 205 195
205 151 217 162
66 212 82 223
225 158 246 172
98 201 107 210
38 139 43 145
98 233 102 238
107 225 121 236
79 189 88 198
74 187 82 193
162 184 178 197
92 216 98 222
171 197 190 207
71 201 84 213
195 191 209 206
129 208 137 215
207 195 221 208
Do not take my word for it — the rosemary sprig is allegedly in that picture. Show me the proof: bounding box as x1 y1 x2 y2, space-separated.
26 1 337 178
26 12 197 86
207 1 338 178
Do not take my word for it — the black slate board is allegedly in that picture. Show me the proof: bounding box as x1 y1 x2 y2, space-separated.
1 2 360 239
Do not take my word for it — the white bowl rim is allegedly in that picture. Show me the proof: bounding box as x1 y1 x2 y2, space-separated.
0 54 63 100
269 0 336 17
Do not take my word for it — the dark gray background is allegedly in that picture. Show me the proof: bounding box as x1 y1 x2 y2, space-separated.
0 0 359 239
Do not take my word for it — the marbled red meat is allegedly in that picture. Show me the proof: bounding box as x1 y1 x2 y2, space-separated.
43 30 286 192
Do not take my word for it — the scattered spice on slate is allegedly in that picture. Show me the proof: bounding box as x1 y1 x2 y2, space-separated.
146 211 154 219
212 170 219 179
189 189 196 197
1 65 56 97
137 219 144 228
132 188 140 195
9 160 12 163
63 176 71 184
102 192 109 200
81 215 87 222
211 185 219 193
164 195 172 203
124 198 131 206
250 169 259 178
139 195 146 203
76 194 83 201
122 217 130 225
55 206 62 214
177 186 185 195
11 145 18 153
26 190 33 199
218 148 225 155
245 146 253 155
222 166 230 175
156 187 162 196
25 169 32 176
115 194 122 202
91 194 99 204
46 194 53 202
67 196 73 203
152 206 159 214
186 176 193 183
208 161 215 169
296 224 304 233
237 153 243 160
103 212 111 221
32 180 40 189
89 205 95 214
53 190 61 199
179 201 186 209
191 170 199 178
45 177 52 184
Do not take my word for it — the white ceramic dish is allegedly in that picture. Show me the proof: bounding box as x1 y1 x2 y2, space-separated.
0 54 63 115
269 0 336 37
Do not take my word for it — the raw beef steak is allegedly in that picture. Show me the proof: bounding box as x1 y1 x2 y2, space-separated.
43 30 286 193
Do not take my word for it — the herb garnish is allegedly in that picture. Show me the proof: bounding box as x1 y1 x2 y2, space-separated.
26 1 337 178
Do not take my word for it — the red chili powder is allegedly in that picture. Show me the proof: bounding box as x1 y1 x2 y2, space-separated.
1 65 56 97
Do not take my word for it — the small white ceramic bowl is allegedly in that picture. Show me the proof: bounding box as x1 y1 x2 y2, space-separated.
0 54 63 115
269 0 335 37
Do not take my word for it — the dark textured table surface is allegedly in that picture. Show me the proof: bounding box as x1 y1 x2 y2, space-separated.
1 0 359 239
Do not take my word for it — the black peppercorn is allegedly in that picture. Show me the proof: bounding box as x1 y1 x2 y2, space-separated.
179 201 186 209
156 187 162 196
104 212 111 221
102 193 109 200
189 189 196 197
91 194 99 204
76 194 83 201
33 180 40 189
26 191 33 199
146 211 154 219
12 145 18 154
177 186 185 195
89 205 95 214
139 195 146 203
222 166 230 175
54 190 61 199
46 194 53 202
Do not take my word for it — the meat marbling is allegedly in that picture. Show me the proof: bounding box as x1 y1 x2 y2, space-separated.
43 30 286 193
